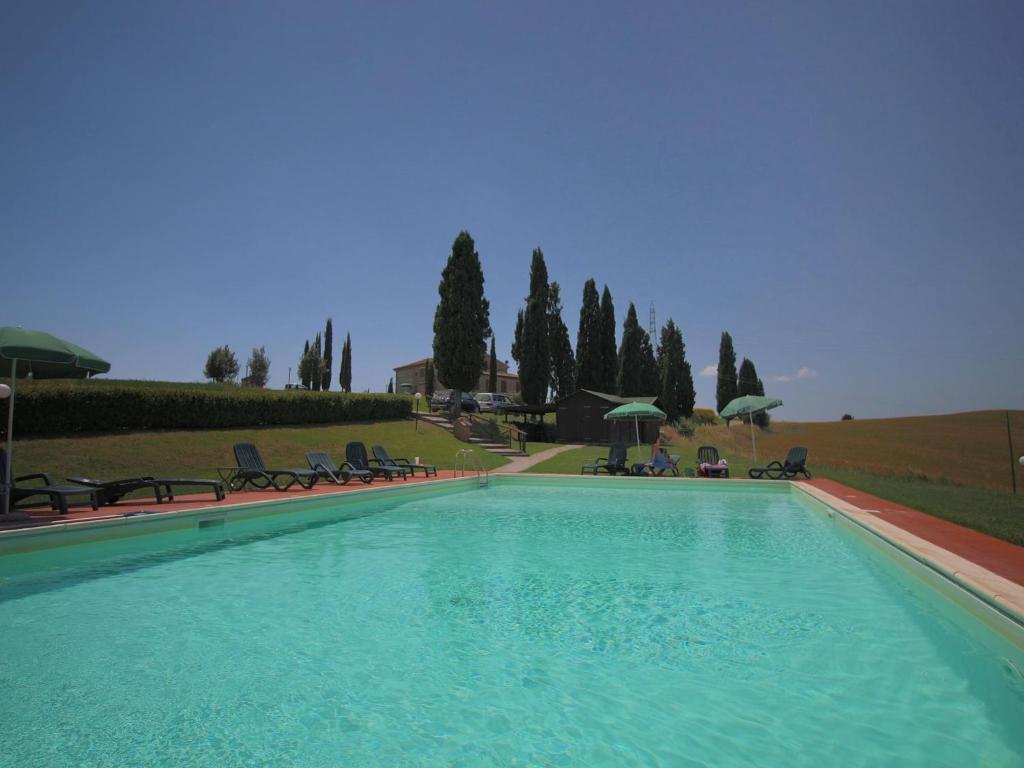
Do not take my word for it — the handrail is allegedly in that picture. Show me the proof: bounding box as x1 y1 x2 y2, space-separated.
454 448 489 486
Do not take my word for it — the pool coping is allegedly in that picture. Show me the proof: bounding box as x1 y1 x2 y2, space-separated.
3 470 1022 629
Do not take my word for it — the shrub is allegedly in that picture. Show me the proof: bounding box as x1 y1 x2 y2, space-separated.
691 408 718 425
5 379 412 435
842 414 854 421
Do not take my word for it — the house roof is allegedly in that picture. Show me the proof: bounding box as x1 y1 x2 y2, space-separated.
559 388 660 406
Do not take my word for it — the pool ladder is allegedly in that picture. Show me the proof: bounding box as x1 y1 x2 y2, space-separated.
455 449 489 487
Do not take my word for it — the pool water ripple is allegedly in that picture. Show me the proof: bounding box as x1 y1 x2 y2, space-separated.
1 481 1022 766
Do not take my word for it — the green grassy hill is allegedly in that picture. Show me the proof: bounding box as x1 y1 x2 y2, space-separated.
8 419 508 492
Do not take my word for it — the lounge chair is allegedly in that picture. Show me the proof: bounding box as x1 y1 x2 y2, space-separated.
748 447 811 480
346 442 407 480
0 448 99 515
697 446 730 478
305 451 373 485
67 476 225 505
371 445 437 478
581 443 630 475
229 443 319 491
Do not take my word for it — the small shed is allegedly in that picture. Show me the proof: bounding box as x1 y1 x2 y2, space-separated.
555 389 662 444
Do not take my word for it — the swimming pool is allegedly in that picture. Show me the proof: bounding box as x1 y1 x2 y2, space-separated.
1 477 1022 766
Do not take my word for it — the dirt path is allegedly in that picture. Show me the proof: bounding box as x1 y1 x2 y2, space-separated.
492 444 583 474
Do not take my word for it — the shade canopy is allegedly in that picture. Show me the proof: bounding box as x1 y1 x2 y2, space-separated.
603 401 667 421
719 395 783 420
0 327 111 379
1 327 111 517
720 394 783 464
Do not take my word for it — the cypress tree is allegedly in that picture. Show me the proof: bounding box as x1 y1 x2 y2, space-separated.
599 285 617 393
300 340 311 389
511 309 524 367
518 249 550 405
575 279 601 390
738 358 769 427
616 303 645 396
387 377 393 393
547 281 576 400
716 332 739 415
322 318 333 391
432 230 491 416
338 333 352 393
640 329 659 395
424 359 435 396
657 319 695 421
311 332 323 391
488 337 498 392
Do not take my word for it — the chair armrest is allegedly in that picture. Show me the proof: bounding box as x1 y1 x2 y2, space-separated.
368 459 384 466
14 472 53 486
392 457 413 464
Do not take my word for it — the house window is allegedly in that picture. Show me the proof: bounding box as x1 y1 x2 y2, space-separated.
500 380 507 393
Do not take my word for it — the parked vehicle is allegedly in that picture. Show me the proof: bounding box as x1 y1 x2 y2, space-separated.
284 383 309 390
429 389 480 413
474 392 513 412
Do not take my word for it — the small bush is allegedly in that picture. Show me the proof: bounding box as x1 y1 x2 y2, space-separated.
842 414 854 421
5 379 412 435
691 408 718 425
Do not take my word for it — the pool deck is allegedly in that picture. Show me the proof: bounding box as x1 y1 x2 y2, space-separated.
3 472 1023 613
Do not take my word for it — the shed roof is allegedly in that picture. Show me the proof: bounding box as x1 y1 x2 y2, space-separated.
558 389 660 406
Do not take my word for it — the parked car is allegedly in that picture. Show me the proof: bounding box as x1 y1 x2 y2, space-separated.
429 389 480 413
474 392 513 412
284 383 309 390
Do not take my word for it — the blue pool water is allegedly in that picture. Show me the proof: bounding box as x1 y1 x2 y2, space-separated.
1 479 1022 766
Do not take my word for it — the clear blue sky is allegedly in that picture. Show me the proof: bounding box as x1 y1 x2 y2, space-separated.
2 1 1022 420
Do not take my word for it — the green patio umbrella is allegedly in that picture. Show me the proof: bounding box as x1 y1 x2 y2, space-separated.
604 401 667 448
719 394 783 464
1 327 111 516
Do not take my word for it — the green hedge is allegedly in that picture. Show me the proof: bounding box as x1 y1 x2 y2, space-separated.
3 380 412 435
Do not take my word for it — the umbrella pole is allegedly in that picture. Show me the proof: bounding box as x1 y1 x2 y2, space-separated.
749 411 757 464
3 359 15 517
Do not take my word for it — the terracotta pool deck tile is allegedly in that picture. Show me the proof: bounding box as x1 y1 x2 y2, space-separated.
806 478 1024 588
4 470 463 529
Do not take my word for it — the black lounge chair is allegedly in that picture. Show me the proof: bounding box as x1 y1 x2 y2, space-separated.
1 449 99 515
697 446 730 478
229 443 319 491
66 476 225 505
305 451 373 485
346 442 407 480
371 445 437 478
748 447 811 480
581 443 630 475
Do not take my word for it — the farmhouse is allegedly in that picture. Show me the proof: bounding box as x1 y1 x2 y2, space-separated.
393 357 521 396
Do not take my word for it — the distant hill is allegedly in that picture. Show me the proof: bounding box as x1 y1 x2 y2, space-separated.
688 409 1024 493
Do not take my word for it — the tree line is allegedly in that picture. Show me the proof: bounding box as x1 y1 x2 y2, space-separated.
509 250 697 423
428 232 698 423
715 331 769 426
296 319 353 391
202 319 354 391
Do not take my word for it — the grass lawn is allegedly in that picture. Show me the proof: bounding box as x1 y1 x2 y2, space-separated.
9 419 509 500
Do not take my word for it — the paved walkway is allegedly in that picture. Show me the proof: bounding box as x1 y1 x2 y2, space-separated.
491 444 583 474
806 478 1024 587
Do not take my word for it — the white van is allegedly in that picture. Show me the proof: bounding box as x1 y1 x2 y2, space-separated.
474 392 513 412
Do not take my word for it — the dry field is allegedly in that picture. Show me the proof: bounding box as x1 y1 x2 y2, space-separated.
673 409 1024 493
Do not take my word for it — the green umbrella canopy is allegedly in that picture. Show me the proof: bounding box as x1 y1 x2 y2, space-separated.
603 401 667 421
0 327 111 379
719 395 782 420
